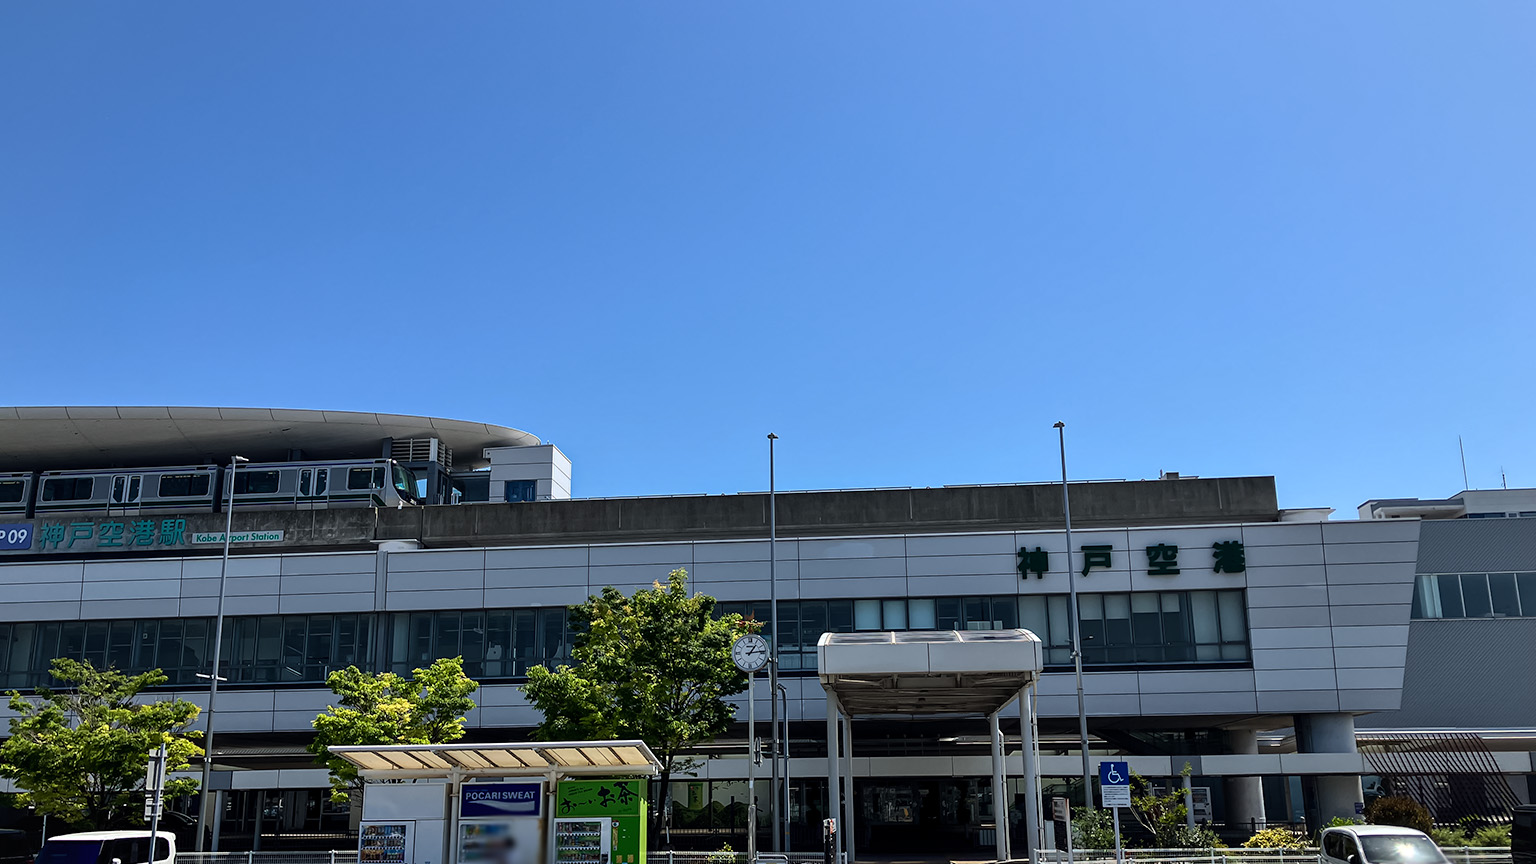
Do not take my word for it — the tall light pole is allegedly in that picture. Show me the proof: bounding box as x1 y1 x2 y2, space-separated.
197 454 246 851
766 433 782 852
1054 423 1094 810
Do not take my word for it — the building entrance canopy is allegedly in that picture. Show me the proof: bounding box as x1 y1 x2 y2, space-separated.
817 629 1043 717
818 630 1044 864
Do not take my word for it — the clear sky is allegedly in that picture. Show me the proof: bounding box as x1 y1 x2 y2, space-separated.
2 3 1532 514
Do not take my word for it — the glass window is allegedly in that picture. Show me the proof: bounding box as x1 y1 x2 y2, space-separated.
1191 592 1221 659
1490 573 1520 617
0 480 25 503
42 477 93 501
908 598 936 629
314 468 328 495
1019 596 1047 642
505 480 537 503
1461 574 1492 618
1358 834 1445 864
827 600 854 633
298 470 312 497
234 471 280 495
1519 573 1536 617
1217 591 1247 642
881 599 907 630
158 473 211 498
963 597 990 629
348 468 377 491
853 599 882 630
1078 594 1105 664
935 597 962 631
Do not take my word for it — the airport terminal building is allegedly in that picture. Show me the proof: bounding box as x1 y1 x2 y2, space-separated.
0 407 1529 855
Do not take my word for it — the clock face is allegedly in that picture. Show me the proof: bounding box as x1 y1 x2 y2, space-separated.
731 634 769 672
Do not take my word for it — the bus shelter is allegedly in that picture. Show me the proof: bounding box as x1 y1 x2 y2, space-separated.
329 741 661 864
818 630 1044 864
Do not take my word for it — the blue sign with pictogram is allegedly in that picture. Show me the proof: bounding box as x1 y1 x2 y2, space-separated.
1100 761 1131 808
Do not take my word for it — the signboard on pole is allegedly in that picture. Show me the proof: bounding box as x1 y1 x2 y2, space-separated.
1100 761 1132 808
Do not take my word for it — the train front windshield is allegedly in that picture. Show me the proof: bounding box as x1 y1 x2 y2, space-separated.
391 464 420 504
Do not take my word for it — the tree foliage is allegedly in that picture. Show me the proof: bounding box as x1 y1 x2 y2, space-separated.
0 659 203 829
1072 807 1119 849
1128 765 1223 849
309 657 479 803
1365 795 1433 834
1243 827 1307 849
523 570 750 826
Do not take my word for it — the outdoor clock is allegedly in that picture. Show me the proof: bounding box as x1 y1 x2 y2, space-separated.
731 633 770 673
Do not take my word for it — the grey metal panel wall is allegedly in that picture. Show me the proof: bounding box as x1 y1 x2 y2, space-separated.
1356 617 1536 729
1417 519 1536 573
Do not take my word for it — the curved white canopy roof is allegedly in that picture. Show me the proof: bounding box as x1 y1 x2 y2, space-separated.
0 406 539 472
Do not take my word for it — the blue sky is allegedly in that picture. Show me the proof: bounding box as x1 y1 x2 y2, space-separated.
2 3 1532 514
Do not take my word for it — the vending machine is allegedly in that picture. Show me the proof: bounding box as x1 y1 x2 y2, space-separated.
552 818 611 864
553 780 647 864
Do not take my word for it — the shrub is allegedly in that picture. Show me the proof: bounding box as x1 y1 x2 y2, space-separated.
1365 796 1433 834
1073 808 1119 850
1324 816 1365 829
1243 827 1307 850
1469 825 1511 848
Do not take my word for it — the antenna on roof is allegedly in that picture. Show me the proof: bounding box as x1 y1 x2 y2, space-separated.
1459 436 1470 490
1501 467 1508 490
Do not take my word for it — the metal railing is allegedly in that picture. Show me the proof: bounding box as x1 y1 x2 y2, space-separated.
1039 848 1513 864
178 853 358 864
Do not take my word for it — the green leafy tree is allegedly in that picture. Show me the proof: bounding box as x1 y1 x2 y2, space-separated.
1072 807 1120 849
524 569 750 838
309 657 479 803
1129 765 1223 849
0 659 202 829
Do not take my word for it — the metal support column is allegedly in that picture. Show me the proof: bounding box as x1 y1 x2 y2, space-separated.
825 695 841 863
990 710 1009 863
841 713 855 864
1020 685 1041 864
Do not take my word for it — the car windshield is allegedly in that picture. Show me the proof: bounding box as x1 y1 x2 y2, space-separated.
1361 835 1445 864
35 841 103 864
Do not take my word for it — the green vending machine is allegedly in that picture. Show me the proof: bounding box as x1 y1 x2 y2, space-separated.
553 780 648 864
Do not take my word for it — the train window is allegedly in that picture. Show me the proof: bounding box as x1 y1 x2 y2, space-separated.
0 481 23 504
298 470 311 497
314 469 328 495
347 468 379 491
233 471 281 495
41 477 93 501
158 474 211 498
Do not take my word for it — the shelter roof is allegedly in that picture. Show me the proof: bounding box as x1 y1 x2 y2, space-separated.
327 741 660 777
817 629 1042 717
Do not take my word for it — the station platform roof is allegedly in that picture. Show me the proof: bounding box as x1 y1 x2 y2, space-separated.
0 406 539 472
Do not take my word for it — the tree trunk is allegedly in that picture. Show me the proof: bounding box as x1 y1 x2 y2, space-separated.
655 768 671 850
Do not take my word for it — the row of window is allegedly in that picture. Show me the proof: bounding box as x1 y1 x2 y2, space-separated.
717 589 1250 668
1412 572 1536 619
0 589 1252 688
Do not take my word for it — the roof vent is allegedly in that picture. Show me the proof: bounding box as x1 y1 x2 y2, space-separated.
392 437 452 470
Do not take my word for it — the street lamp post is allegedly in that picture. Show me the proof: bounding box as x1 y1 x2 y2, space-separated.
196 454 246 851
766 433 783 852
1054 422 1094 810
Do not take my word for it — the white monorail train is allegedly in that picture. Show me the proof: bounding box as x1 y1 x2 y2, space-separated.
0 458 420 518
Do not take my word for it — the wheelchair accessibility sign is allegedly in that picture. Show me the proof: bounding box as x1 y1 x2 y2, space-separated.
1100 761 1132 808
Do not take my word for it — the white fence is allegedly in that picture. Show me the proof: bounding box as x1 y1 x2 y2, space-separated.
1040 848 1512 864
178 853 358 864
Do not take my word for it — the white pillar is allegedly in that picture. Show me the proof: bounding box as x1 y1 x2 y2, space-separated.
991 710 1009 863
1224 729 1265 832
826 694 841 858
1020 686 1041 864
1182 773 1195 830
1300 714 1364 823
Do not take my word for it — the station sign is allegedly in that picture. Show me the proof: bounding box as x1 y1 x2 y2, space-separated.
1019 540 1246 580
0 515 290 555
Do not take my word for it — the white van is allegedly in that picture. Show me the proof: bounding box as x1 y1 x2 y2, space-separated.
34 831 175 864
1319 826 1448 864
